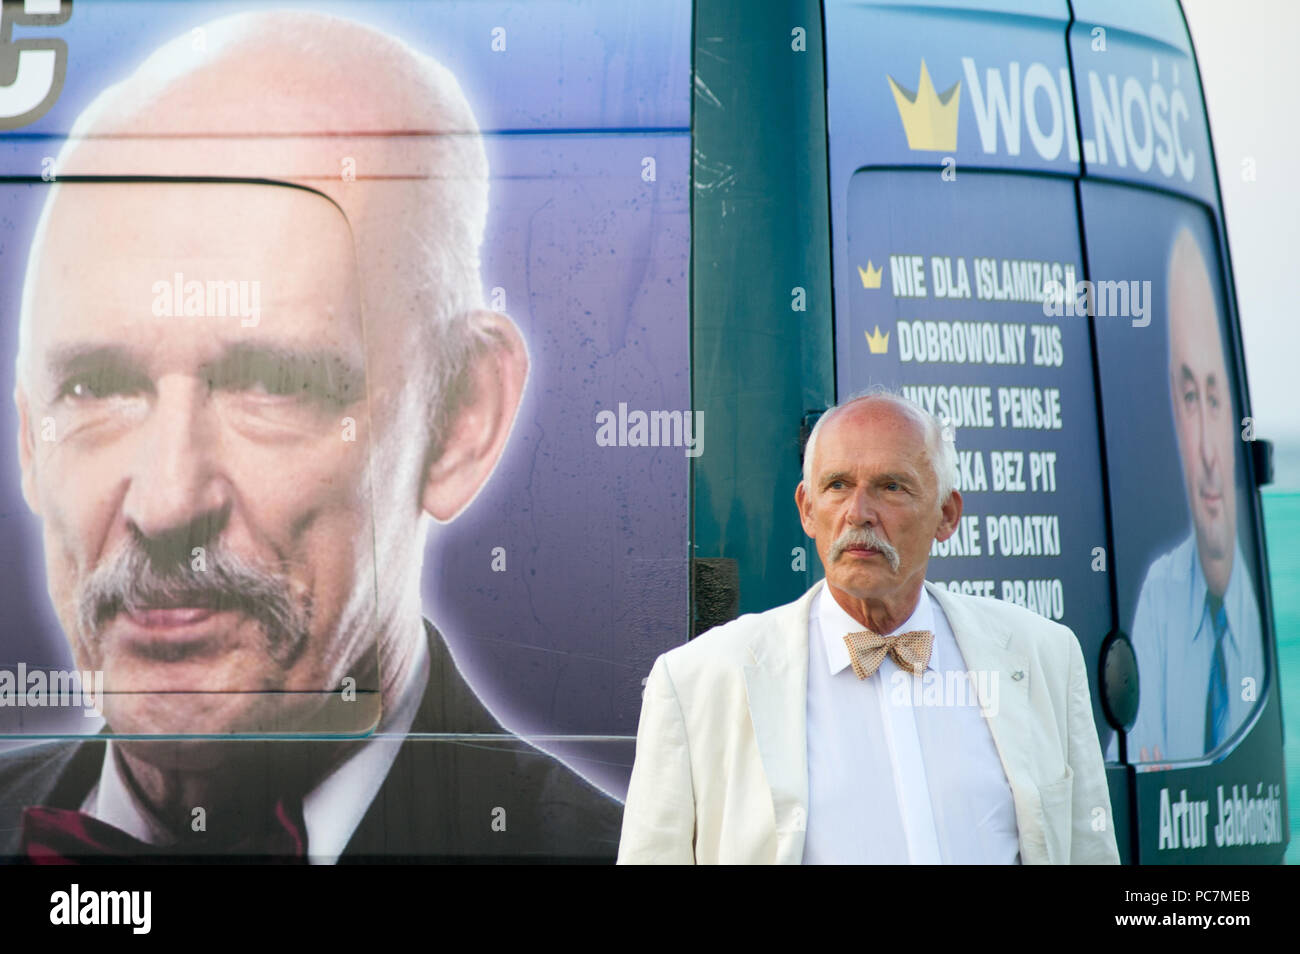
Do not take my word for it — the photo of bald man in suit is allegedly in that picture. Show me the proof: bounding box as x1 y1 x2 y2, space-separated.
1 10 620 863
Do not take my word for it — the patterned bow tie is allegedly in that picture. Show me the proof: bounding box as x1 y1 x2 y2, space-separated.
20 798 308 864
843 629 934 678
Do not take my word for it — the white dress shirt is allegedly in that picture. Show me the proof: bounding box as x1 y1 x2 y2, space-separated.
801 585 1020 864
80 631 430 865
1106 532 1263 764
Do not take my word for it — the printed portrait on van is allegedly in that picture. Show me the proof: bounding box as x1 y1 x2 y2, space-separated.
0 1 690 861
1086 186 1269 767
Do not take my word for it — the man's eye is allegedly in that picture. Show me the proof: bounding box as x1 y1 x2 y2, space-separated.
246 371 303 397
216 366 305 398
212 357 354 406
58 374 141 401
63 380 104 400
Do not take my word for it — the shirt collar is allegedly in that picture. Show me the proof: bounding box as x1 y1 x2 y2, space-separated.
1222 537 1255 656
1183 530 1209 641
302 626 429 863
83 742 172 847
817 585 936 677
82 626 432 862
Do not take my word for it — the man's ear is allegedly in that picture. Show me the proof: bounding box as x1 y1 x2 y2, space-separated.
420 311 529 522
795 480 816 537
14 385 41 517
934 489 963 542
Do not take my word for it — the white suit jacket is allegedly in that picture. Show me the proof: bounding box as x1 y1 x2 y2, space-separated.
618 580 1121 864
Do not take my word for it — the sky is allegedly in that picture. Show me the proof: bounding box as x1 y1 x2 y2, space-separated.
1183 0 1300 487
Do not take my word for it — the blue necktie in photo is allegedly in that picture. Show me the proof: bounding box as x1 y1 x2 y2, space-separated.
1204 600 1229 753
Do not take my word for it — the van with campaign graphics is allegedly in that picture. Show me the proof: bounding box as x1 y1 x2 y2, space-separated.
691 0 1286 865
0 0 1285 864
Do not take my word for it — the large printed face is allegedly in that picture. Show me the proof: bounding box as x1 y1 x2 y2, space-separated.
797 401 960 611
16 182 383 737
1167 234 1236 598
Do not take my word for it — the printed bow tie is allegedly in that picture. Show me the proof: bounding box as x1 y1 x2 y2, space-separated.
843 629 934 678
19 798 308 864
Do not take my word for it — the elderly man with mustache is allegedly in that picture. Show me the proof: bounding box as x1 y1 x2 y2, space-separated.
618 390 1119 864
1 11 620 863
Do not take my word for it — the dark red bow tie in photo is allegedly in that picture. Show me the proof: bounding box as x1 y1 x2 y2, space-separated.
20 798 308 864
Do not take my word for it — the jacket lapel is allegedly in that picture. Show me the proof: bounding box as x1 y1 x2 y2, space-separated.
742 581 820 864
341 619 502 859
925 582 1050 864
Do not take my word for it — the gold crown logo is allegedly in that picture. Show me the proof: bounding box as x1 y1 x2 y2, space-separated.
857 260 883 289
887 59 960 152
865 325 890 354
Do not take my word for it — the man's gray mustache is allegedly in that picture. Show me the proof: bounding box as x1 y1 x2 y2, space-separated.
830 527 901 572
76 542 311 666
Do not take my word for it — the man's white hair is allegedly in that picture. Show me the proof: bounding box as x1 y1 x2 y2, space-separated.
17 10 492 452
801 387 958 506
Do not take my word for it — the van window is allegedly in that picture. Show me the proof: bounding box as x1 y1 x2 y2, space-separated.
837 169 1114 743
1083 181 1268 766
